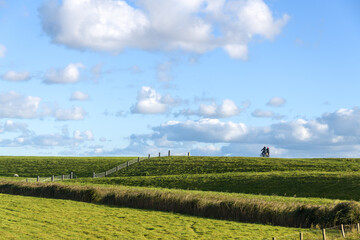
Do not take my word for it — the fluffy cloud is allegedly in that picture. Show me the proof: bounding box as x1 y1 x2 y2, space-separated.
2 71 31 82
252 109 284 120
74 130 94 140
0 44 5 58
267 97 286 107
131 86 177 114
154 119 248 142
177 99 243 118
123 107 360 157
0 120 28 134
70 91 89 101
0 91 40 119
40 0 289 59
55 106 86 120
44 63 85 84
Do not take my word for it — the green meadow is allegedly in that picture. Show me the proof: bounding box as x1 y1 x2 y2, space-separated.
0 193 341 240
2 156 360 239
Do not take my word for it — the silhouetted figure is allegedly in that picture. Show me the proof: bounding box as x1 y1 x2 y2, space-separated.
266 147 270 157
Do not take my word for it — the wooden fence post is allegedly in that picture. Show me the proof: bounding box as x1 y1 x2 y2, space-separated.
341 224 345 238
138 157 140 163
272 237 276 240
299 232 303 240
105 171 107 177
61 175 64 180
26 178 28 182
357 223 359 233
322 228 326 240
116 166 119 171
70 172 73 179
51 175 54 182
188 152 190 157
126 161 129 167
148 154 150 159
168 150 170 156
93 172 96 178
37 176 40 182
159 152 161 157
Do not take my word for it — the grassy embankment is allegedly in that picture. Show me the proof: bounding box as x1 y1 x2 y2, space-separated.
2 193 335 240
0 156 135 177
2 156 360 232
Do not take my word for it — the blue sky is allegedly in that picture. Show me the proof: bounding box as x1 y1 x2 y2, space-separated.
0 0 359 157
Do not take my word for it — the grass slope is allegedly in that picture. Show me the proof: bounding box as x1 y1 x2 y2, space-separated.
76 171 360 201
112 156 360 177
0 156 135 177
1 193 332 240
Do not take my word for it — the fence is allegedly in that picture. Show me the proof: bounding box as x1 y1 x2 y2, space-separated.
269 223 360 240
22 150 191 182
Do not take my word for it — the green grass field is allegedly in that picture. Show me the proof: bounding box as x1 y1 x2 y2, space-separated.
0 156 135 177
0 193 346 240
2 156 360 239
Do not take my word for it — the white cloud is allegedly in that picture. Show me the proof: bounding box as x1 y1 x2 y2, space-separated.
44 63 85 84
2 71 31 82
154 118 248 142
0 44 6 58
178 99 243 118
74 130 94 140
55 106 86 121
0 91 40 119
0 120 28 134
40 0 289 59
267 97 286 107
70 91 89 101
131 86 176 114
252 109 284 120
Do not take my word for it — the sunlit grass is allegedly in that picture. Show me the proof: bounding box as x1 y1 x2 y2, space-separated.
0 193 328 240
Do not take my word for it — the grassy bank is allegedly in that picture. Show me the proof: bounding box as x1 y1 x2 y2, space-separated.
1 193 332 240
113 156 360 177
0 156 134 177
74 171 360 201
1 181 360 228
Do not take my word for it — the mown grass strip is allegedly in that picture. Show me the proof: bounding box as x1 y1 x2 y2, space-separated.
112 156 360 177
1 193 331 240
1 181 360 228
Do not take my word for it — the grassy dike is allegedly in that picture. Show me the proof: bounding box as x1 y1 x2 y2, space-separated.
1 181 360 228
0 156 135 177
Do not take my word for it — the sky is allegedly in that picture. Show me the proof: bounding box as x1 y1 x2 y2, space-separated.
0 0 359 158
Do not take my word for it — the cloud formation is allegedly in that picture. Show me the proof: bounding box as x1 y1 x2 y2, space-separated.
55 106 86 121
40 0 289 59
2 71 31 82
44 63 85 84
267 97 286 107
177 99 243 118
70 91 89 101
131 86 177 114
0 91 40 119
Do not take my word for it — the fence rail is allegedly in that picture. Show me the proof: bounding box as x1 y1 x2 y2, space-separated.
21 151 188 183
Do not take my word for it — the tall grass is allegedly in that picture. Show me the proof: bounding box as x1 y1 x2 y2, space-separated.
75 171 360 201
1 181 360 228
